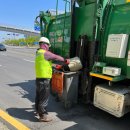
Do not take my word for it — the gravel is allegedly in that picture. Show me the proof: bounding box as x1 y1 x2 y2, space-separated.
0 121 10 130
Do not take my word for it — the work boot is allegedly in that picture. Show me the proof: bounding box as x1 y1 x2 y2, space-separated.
39 114 53 122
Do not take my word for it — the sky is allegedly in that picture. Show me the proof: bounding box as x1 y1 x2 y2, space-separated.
0 0 66 42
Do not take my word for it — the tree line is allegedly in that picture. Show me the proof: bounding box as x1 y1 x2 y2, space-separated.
4 36 40 46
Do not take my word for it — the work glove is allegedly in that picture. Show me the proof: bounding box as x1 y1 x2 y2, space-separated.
64 59 70 65
55 64 62 70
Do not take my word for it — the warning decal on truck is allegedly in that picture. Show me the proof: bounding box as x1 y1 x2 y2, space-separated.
126 0 130 2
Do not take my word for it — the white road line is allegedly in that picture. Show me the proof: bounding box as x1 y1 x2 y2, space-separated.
23 59 34 63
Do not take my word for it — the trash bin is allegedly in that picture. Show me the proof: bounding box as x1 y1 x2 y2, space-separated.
62 71 79 108
51 71 79 108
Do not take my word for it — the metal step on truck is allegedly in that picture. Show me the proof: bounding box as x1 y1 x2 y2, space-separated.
35 0 130 117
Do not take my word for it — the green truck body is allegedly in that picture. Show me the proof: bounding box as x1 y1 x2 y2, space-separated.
36 0 130 117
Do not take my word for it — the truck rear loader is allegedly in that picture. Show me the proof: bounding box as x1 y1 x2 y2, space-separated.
35 0 130 117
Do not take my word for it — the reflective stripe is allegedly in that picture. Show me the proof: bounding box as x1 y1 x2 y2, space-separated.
35 49 52 78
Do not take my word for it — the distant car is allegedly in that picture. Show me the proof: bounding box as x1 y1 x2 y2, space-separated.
0 43 6 51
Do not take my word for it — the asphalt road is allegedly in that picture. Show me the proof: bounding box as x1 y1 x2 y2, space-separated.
0 46 130 130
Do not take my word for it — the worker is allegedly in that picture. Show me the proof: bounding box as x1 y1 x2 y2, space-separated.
35 37 66 122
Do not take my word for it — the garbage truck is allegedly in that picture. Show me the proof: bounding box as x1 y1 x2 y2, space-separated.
35 0 130 117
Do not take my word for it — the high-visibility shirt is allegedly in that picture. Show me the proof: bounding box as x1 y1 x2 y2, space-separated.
35 49 52 78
